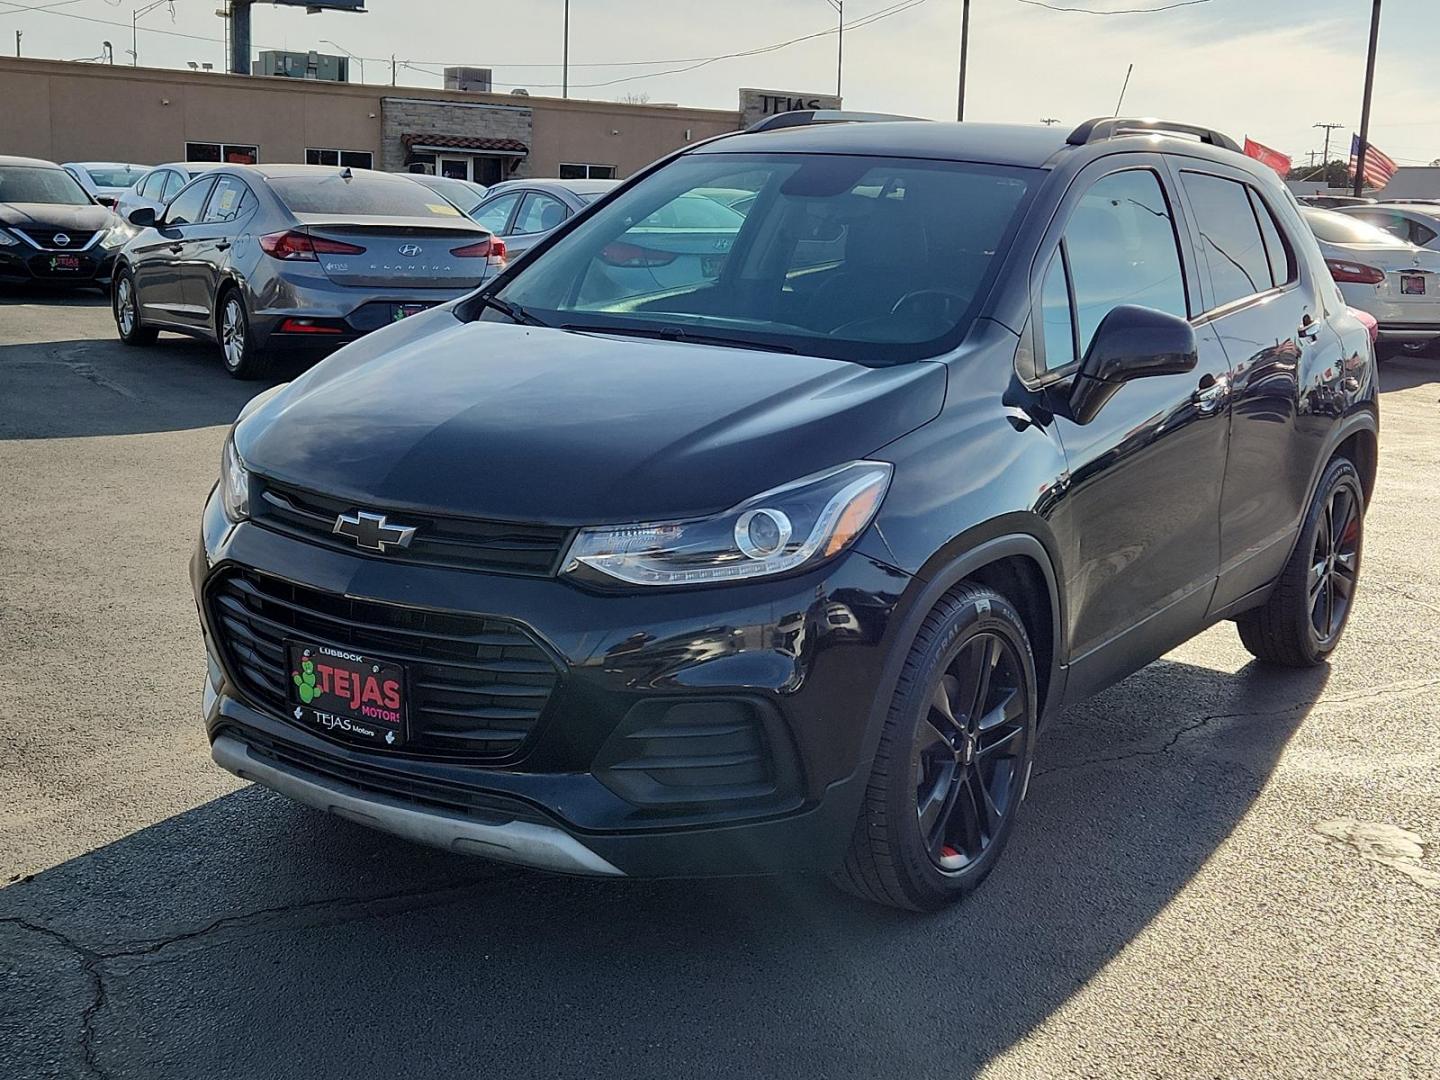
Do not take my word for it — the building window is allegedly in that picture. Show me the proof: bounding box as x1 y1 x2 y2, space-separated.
305 148 374 170
559 163 617 180
186 142 258 165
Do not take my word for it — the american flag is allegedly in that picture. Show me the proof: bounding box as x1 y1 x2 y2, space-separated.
1349 134 1399 188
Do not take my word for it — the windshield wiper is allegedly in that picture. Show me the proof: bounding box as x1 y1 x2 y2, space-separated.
478 295 549 328
561 323 795 354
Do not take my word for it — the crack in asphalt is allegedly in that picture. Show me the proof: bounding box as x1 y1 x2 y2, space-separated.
1035 676 1440 779
0 871 517 1078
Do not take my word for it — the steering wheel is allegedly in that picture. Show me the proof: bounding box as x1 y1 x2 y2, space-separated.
889 289 971 323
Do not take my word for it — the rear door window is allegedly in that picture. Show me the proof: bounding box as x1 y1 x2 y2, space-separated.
202 176 252 224
165 178 216 226
1179 172 1273 309
472 192 521 234
1063 169 1188 353
161 171 186 200
138 172 164 199
513 192 570 235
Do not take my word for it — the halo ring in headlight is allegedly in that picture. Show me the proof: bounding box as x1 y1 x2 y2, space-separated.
735 507 793 560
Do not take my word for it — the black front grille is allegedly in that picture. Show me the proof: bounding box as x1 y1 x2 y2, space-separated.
208 569 561 761
251 477 573 577
14 227 96 250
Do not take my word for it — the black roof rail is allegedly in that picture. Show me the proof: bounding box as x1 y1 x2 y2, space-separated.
1067 117 1241 153
746 109 928 134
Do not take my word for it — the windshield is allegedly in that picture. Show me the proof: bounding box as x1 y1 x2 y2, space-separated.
491 152 1036 364
271 174 472 219
0 166 91 206
83 165 145 189
1305 208 1406 247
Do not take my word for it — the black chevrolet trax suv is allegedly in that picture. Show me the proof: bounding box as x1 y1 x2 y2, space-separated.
194 115 1377 910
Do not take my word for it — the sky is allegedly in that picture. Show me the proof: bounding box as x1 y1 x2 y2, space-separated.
2 0 1437 170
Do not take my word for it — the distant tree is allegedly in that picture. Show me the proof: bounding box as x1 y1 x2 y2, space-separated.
1431 158 1440 167
1286 160 1352 188
618 91 651 105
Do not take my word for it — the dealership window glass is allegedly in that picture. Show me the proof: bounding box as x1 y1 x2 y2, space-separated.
559 163 617 180
268 173 467 217
164 178 216 226
1180 172 1274 308
203 176 251 223
305 148 374 170
1065 170 1188 352
513 192 570 234
186 142 257 165
1040 251 1077 372
472 191 521 234
490 153 1037 366
0 165 91 206
1247 189 1295 287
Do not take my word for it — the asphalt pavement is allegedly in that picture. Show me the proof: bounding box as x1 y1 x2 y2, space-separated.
1 286 1437 1079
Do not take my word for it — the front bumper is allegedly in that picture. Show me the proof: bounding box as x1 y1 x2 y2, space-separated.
194 487 912 877
0 245 115 284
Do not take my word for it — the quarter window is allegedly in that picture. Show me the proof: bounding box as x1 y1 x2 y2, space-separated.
1248 189 1295 287
1064 169 1188 354
1180 172 1275 309
1039 251 1077 371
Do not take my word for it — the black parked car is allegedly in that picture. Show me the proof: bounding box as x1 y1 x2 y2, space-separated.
0 155 128 288
194 115 1377 911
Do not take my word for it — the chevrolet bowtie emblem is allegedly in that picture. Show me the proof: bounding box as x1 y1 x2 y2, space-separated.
333 510 417 553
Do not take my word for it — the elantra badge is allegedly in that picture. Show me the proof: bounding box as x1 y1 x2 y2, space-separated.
397 244 422 257
333 510 417 553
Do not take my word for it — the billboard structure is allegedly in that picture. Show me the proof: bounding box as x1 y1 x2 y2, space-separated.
228 0 367 76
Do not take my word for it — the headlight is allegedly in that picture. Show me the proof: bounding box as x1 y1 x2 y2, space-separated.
100 223 135 249
564 461 892 587
0 228 17 247
220 437 250 522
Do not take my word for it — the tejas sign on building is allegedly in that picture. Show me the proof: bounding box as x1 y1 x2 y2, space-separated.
740 89 842 128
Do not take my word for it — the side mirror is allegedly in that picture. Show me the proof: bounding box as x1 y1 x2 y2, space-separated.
1066 305 1197 425
127 206 156 228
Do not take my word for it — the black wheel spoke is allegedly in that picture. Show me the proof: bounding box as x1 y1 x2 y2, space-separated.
977 723 1024 761
916 761 957 848
1330 489 1352 550
957 636 996 732
953 773 984 857
930 675 964 738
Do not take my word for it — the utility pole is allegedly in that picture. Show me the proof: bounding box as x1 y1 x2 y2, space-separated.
1353 0 1382 198
1314 121 1343 188
391 53 396 86
821 0 843 98
956 0 970 121
562 0 569 99
14 30 20 58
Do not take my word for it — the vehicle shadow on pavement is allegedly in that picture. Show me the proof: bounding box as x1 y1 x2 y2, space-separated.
1377 354 1440 393
0 656 1327 1079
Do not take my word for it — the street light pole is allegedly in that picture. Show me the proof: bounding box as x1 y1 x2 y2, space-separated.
820 0 843 98
956 0 970 120
321 39 364 84
1353 0 1382 198
562 0 569 99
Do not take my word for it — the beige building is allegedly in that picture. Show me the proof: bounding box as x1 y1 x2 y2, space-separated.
0 56 751 183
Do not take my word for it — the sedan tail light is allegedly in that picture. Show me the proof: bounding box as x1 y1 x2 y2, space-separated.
600 241 679 268
1325 258 1386 285
450 236 507 263
259 230 366 261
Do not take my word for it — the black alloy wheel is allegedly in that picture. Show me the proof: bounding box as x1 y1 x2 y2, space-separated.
1308 481 1361 646
912 631 1029 872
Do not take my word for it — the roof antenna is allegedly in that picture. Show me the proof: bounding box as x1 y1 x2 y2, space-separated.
340 167 353 181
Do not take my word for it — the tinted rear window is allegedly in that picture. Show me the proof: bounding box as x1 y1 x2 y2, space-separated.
269 174 469 219
1304 208 1406 246
0 166 91 205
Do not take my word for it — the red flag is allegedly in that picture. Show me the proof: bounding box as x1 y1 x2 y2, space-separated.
1244 137 1292 178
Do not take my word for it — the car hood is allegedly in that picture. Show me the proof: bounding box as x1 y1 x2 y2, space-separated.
237 315 946 525
0 202 113 230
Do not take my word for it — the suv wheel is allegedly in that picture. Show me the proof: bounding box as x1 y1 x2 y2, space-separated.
112 267 158 346
1237 456 1364 667
835 584 1038 911
218 288 271 380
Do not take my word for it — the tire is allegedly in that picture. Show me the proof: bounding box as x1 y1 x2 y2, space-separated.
1236 456 1364 667
834 583 1038 911
217 287 271 380
112 267 158 346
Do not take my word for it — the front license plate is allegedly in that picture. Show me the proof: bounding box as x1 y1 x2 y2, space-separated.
49 255 82 271
392 302 430 321
286 641 408 748
1401 274 1426 295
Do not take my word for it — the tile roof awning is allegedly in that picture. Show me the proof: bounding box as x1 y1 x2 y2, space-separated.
403 133 529 157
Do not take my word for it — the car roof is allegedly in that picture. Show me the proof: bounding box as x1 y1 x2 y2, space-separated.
230 163 412 181
1337 202 1440 218
0 155 65 169
146 161 226 174
63 161 144 170
487 178 620 197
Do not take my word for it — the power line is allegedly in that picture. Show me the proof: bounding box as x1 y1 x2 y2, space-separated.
1013 0 1215 12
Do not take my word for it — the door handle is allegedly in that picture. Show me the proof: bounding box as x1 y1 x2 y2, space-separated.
1193 372 1228 414
215 241 231 251
1298 315 1322 341
167 243 183 254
